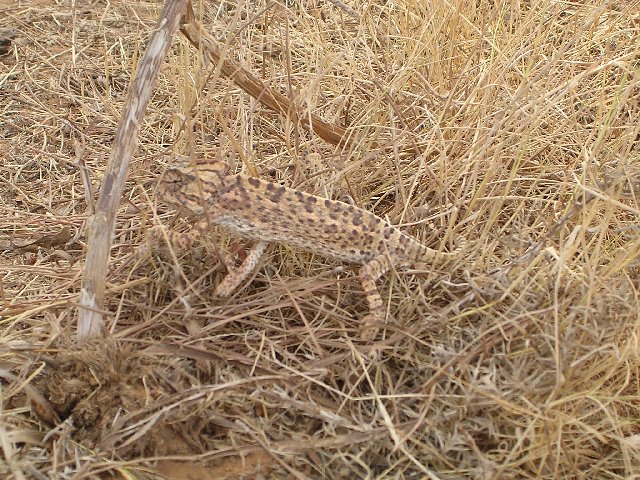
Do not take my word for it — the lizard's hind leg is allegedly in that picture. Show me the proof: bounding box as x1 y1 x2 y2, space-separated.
358 255 392 340
214 241 268 297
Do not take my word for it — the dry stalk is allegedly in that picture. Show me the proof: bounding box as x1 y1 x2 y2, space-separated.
178 4 430 159
77 0 189 344
178 3 352 149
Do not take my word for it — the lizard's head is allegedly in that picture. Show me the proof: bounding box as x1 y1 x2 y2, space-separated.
159 158 228 217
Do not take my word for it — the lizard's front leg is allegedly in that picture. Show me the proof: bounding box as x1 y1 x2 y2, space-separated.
358 255 392 340
214 241 268 297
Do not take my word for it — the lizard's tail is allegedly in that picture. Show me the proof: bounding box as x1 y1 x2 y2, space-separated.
407 232 467 268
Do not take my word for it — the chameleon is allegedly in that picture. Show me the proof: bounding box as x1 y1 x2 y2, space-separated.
159 158 465 339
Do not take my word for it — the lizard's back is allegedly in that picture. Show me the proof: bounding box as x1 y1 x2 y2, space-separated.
212 175 395 263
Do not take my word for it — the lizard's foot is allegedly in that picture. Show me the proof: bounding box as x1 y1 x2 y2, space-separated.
214 241 268 297
360 313 384 341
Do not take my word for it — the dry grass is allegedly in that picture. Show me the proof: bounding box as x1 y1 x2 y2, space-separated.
1 0 640 478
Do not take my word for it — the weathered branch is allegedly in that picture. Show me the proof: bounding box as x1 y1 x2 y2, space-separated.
179 3 353 149
77 0 189 344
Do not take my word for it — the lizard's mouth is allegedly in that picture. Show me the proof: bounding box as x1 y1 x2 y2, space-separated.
156 177 184 209
157 177 208 219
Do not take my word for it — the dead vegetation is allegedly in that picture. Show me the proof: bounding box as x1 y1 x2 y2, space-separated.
1 0 640 478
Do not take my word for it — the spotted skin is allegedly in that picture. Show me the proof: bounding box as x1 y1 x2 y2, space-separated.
160 160 464 339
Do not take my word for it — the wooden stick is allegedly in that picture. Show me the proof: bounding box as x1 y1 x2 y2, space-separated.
178 3 353 149
178 5 432 158
77 0 189 344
